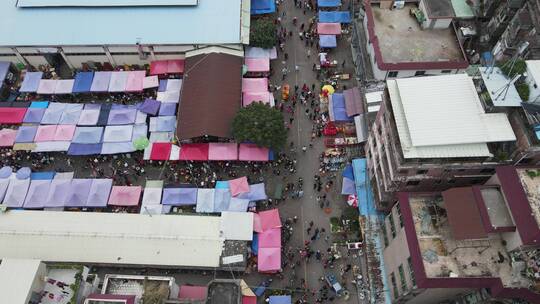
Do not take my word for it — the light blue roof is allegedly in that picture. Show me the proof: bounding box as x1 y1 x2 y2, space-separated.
0 0 242 46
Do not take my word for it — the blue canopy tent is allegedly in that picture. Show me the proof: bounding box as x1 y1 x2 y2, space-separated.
29 101 49 109
269 296 292 304
317 0 341 7
318 11 351 23
342 164 354 180
251 233 259 255
67 143 103 155
72 72 94 93
331 93 353 122
31 171 55 180
213 188 231 212
251 0 276 14
19 72 43 93
162 188 198 206
319 35 337 48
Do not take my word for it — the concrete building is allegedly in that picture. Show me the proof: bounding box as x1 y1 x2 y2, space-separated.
363 0 469 80
379 166 540 303
0 0 250 71
366 74 517 209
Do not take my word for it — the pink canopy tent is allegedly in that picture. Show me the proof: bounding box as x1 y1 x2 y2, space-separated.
208 143 238 160
317 23 341 35
150 59 185 75
243 92 271 106
0 129 17 147
242 78 268 93
245 58 270 72
258 247 281 272
54 125 76 141
125 71 146 92
108 186 142 206
34 125 57 142
259 228 281 248
178 286 207 301
254 209 281 233
238 143 269 161
229 176 249 197
179 144 209 161
243 296 257 304
37 79 57 95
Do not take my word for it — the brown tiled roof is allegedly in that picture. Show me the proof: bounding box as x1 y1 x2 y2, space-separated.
177 53 242 139
442 187 488 240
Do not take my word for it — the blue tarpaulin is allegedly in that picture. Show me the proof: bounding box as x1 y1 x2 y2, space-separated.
72 72 94 93
331 93 352 121
319 34 337 48
251 0 276 14
269 295 292 304
31 171 55 180
318 11 351 23
67 143 103 155
251 233 259 255
342 164 354 180
318 0 341 7
352 158 377 216
30 101 49 109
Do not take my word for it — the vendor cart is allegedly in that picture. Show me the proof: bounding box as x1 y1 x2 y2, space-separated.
323 122 338 136
331 73 350 80
282 84 290 101
324 137 359 147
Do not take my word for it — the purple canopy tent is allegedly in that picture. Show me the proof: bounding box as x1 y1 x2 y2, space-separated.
15 126 38 143
107 108 137 125
237 183 267 201
65 179 92 207
3 178 30 207
67 143 103 155
341 177 355 195
72 127 103 144
90 71 112 92
19 72 43 93
41 103 67 125
59 104 83 125
158 103 176 116
162 188 198 206
23 108 46 124
138 99 160 116
44 178 72 207
227 197 250 212
78 104 101 126
86 179 113 207
125 71 146 92
23 179 51 209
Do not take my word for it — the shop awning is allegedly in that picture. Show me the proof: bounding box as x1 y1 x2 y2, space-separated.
67 143 103 155
40 103 65 124
108 186 142 206
179 143 209 161
229 177 249 197
101 142 135 154
317 23 341 35
143 76 159 89
72 72 94 93
139 99 161 115
90 71 112 92
269 295 291 304
19 72 43 93
108 108 137 125
208 143 238 160
179 285 207 301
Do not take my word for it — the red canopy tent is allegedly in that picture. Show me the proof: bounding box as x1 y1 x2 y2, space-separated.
179 143 209 161
150 143 172 160
0 108 27 124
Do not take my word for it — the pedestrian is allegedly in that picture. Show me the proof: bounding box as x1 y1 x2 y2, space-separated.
300 23 305 30
312 63 316 71
302 146 307 152
342 59 346 67
295 65 300 72
289 117 294 124
307 49 311 58
284 52 289 60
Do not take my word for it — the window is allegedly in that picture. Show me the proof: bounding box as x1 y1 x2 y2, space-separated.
414 71 426 76
388 213 397 238
441 70 452 74
406 180 420 186
407 257 416 287
388 71 399 78
398 264 407 292
396 204 403 228
416 169 428 174
381 221 389 247
390 272 399 298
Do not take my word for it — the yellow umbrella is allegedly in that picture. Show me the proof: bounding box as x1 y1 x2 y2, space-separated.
322 84 335 95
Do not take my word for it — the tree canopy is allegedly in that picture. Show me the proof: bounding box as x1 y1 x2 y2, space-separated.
250 19 277 49
232 103 287 150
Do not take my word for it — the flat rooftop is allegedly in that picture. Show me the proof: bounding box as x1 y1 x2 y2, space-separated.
371 4 463 63
0 0 245 46
516 168 540 228
409 194 531 288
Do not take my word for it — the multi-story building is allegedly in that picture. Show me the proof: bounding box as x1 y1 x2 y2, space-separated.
366 74 517 210
363 0 469 80
380 165 540 303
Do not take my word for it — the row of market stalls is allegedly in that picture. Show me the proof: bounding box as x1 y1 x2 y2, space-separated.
252 209 283 273
0 167 268 213
316 0 351 49
144 142 273 162
242 47 277 107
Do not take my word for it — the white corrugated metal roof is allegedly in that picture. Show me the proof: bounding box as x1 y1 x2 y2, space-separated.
395 74 515 147
479 67 522 107
0 211 225 268
220 211 253 241
388 79 493 159
0 259 43 304
365 91 383 104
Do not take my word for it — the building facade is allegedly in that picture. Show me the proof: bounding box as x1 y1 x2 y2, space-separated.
380 166 540 303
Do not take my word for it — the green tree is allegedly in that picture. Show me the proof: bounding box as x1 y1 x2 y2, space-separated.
250 19 277 49
232 103 287 150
